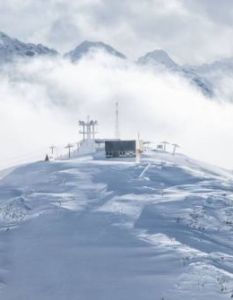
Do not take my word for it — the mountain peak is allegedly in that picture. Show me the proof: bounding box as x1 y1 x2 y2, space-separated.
138 49 178 69
137 48 213 96
65 40 126 62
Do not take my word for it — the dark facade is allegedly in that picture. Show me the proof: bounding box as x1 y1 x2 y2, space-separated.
105 140 136 158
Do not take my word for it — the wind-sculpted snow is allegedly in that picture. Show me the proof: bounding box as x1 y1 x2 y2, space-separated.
0 153 233 299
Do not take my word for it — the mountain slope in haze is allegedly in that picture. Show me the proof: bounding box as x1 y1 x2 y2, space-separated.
188 57 233 100
191 57 233 74
64 40 126 62
0 31 58 63
0 152 233 299
138 49 214 97
0 31 231 100
138 49 179 70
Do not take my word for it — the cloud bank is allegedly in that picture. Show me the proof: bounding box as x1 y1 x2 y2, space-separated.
1 53 233 169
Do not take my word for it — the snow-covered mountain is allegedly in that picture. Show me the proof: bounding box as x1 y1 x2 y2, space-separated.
0 31 232 100
187 58 233 100
0 31 58 63
138 49 214 97
65 40 126 62
138 49 179 70
0 151 233 299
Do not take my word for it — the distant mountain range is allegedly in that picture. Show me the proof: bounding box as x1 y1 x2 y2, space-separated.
1 31 233 98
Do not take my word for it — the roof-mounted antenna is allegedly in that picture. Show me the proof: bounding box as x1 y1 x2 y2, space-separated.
115 101 120 140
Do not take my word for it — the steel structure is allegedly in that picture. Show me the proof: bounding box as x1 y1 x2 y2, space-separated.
79 117 98 141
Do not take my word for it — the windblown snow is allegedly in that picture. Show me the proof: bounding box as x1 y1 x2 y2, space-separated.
0 152 233 299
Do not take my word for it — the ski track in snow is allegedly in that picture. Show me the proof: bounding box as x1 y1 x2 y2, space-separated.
0 153 233 299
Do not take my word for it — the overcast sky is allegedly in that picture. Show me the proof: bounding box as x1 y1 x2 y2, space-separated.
0 0 233 64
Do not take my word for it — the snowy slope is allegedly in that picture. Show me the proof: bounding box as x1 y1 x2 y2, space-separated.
0 32 58 63
65 41 126 62
0 152 233 299
188 58 233 100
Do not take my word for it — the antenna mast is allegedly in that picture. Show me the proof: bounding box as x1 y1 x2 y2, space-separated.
115 101 120 139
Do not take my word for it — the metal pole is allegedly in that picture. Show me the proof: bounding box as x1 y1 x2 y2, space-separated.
50 145 55 155
115 102 120 139
65 144 73 159
172 144 179 155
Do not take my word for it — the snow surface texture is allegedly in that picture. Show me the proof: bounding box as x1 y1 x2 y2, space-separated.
0 152 233 299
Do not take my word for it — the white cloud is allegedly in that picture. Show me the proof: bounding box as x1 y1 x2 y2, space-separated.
1 54 233 169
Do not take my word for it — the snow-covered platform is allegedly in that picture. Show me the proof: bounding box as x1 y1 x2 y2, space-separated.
0 152 233 299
